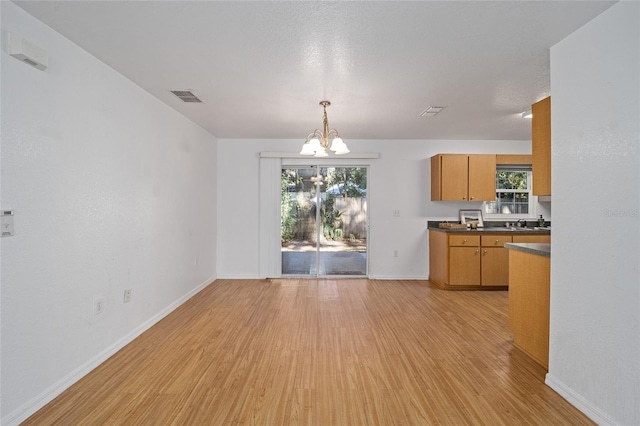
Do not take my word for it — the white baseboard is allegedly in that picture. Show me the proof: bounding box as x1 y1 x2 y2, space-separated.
184 276 432 282
368 275 429 280
216 274 263 279
218 274 429 281
2 276 216 426
545 373 616 426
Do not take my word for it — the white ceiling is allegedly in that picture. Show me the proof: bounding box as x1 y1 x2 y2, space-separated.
14 1 616 141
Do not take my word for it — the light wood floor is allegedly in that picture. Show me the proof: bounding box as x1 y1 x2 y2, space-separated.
24 279 594 425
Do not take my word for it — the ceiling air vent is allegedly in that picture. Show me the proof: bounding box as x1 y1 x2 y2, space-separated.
419 106 445 117
170 90 202 103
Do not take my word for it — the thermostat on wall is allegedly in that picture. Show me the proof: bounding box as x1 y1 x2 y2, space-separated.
2 211 15 238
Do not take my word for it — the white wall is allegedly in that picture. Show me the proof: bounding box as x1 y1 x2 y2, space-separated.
217 138 541 279
547 2 640 425
0 3 4 421
0 3 217 424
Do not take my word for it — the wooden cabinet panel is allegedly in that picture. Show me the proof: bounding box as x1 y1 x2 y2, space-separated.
496 154 532 165
449 247 480 285
480 234 512 286
532 96 551 196
428 230 448 286
481 235 513 247
440 154 468 200
430 155 443 201
449 235 480 246
468 154 497 201
509 250 550 368
431 154 496 201
481 247 510 286
513 235 550 244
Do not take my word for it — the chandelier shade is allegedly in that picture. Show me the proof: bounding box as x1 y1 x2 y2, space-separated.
300 101 350 156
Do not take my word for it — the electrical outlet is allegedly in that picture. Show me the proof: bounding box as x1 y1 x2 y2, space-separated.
124 289 132 303
393 210 400 217
94 297 104 315
394 249 399 258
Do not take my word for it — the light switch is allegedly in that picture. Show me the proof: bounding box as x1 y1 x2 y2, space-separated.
1 211 15 237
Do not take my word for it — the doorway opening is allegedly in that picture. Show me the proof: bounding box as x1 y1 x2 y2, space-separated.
281 166 368 277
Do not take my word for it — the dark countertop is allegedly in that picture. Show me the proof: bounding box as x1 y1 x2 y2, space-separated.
504 243 551 258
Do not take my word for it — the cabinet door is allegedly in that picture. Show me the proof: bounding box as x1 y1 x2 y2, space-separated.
532 96 551 196
449 247 480 285
481 247 509 286
440 154 469 201
468 154 496 201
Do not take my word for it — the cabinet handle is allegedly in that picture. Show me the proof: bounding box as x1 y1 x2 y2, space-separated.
462 197 467 200
470 196 474 200
495 239 500 244
483 250 487 255
463 239 467 243
476 249 480 254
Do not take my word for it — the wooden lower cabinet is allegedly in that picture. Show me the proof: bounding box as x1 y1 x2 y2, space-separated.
513 234 551 244
429 230 550 289
449 247 480 285
448 235 480 286
508 249 550 368
481 247 510 286
428 230 449 286
480 234 512 286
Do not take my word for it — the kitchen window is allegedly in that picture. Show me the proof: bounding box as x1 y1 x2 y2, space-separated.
483 166 532 216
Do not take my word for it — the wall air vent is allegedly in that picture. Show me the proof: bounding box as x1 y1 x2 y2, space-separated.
8 33 48 71
170 90 202 103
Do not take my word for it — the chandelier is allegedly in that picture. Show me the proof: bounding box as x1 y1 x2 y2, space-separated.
300 101 350 157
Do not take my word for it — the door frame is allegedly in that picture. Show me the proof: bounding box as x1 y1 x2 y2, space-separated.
280 160 371 278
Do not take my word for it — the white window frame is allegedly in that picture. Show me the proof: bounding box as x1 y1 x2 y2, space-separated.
483 167 534 219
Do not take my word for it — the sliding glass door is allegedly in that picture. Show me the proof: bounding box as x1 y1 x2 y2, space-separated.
281 166 368 277
281 167 320 275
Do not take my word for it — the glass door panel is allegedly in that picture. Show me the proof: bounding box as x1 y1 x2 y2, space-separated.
281 166 368 277
281 167 318 275
318 167 367 276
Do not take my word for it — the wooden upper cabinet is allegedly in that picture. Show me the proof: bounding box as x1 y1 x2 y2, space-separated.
532 96 551 196
468 154 497 201
431 154 496 201
440 154 468 200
